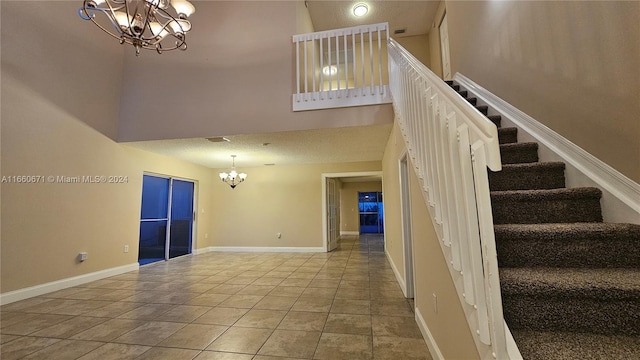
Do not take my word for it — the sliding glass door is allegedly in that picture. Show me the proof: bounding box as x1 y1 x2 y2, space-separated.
359 191 384 234
138 175 194 265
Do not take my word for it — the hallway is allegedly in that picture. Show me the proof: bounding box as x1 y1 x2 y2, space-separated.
1 235 431 359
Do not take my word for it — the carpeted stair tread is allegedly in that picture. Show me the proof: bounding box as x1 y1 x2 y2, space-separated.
487 114 502 127
495 223 640 268
489 162 565 191
476 105 489 115
500 142 539 164
466 97 478 105
491 187 603 224
500 267 640 299
498 127 518 144
511 330 640 360
457 90 468 97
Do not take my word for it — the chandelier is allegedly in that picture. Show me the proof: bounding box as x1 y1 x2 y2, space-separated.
219 155 247 189
78 0 195 56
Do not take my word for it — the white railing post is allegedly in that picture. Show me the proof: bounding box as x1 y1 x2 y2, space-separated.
388 38 509 359
292 23 391 111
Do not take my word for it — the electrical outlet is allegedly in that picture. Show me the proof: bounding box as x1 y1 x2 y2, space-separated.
124 245 129 253
277 233 282 239
79 252 88 262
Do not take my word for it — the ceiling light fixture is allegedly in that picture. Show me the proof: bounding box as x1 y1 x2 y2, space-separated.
219 155 247 189
78 0 195 56
323 65 338 76
353 3 368 17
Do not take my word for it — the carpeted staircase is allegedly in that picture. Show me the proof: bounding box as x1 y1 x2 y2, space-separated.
446 80 640 359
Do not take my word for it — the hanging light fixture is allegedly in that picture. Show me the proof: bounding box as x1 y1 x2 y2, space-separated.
219 155 247 189
78 0 195 56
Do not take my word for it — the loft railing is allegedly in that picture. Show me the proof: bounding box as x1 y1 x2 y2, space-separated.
292 23 392 111
388 39 510 359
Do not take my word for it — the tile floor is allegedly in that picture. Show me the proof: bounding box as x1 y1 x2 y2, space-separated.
1 235 432 359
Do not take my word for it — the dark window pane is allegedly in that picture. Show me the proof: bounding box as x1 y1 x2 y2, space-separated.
141 175 169 219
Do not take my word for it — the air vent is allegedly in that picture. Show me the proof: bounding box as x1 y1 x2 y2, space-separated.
206 137 230 143
394 28 406 35
264 163 276 166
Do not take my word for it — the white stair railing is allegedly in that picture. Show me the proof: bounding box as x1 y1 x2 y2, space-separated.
292 23 392 111
388 38 509 359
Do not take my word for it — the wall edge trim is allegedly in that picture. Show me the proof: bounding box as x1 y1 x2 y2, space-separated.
0 262 140 305
385 249 407 296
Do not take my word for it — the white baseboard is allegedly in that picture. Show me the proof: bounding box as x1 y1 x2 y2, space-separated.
208 246 326 253
192 247 214 255
415 307 445 360
340 231 359 236
0 262 139 305
454 73 640 217
385 249 407 296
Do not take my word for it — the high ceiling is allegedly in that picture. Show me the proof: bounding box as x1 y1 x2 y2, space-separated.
125 1 439 169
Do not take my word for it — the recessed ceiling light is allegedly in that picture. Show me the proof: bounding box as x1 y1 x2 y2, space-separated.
353 3 368 17
206 137 230 143
323 65 338 76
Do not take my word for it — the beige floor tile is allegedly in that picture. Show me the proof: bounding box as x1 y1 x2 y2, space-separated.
279 278 312 287
372 315 423 338
30 316 108 338
234 309 287 329
47 299 113 316
269 285 307 297
193 307 248 326
0 336 61 360
218 294 264 308
89 301 144 318
194 350 253 359
251 277 285 286
253 295 297 311
116 303 175 320
181 283 219 293
236 284 276 296
208 284 247 295
0 334 20 344
308 279 341 288
70 318 147 342
291 296 333 313
287 272 317 280
0 297 54 313
254 356 306 360
265 271 294 278
0 312 40 328
370 300 414 317
373 336 432 360
113 321 186 346
188 293 232 306
135 346 201 359
313 333 372 360
1 313 72 335
277 311 327 331
258 329 321 358
161 304 212 322
206 327 273 354
301 287 337 299
324 313 372 335
335 287 371 300
339 280 370 289
157 323 228 349
21 339 103 360
331 299 371 315
76 343 150 360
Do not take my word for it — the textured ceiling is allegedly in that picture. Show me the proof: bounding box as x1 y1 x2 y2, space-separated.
125 124 393 169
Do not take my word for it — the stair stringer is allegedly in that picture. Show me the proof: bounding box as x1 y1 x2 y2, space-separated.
453 73 640 225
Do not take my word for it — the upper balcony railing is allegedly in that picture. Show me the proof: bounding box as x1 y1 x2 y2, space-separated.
292 23 392 111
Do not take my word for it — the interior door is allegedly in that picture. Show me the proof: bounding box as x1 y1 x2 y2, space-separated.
439 13 452 80
327 178 339 251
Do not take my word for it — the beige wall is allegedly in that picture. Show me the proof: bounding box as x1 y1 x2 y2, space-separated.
339 181 383 233
383 121 479 359
117 1 394 142
1 71 217 293
395 34 431 68
446 0 640 183
427 1 447 79
210 161 381 248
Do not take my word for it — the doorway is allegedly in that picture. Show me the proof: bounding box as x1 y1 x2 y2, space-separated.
359 191 384 234
138 174 195 265
400 155 415 298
